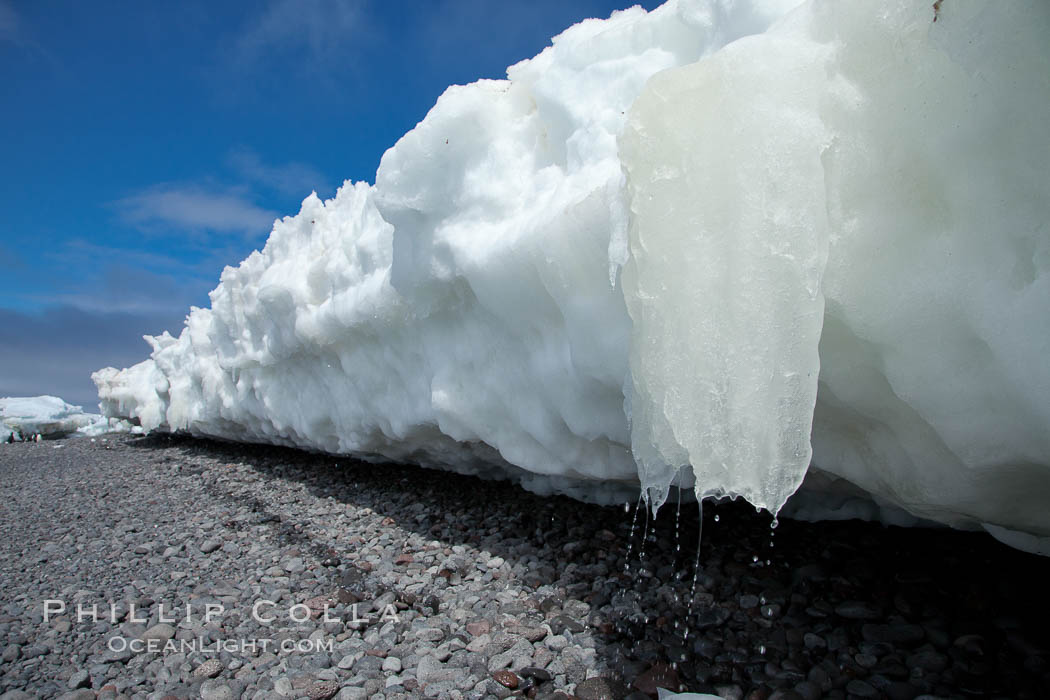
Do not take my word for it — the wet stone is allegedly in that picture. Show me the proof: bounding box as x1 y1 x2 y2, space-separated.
492 670 519 689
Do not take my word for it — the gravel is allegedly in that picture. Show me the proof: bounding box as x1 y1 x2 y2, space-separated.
1 433 1048 699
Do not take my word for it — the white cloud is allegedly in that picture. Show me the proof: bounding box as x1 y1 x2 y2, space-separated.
227 147 331 198
234 0 364 69
115 185 278 237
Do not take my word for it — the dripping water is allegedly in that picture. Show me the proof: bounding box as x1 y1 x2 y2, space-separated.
674 476 683 563
682 498 704 642
638 490 653 572
672 475 683 633
623 493 643 575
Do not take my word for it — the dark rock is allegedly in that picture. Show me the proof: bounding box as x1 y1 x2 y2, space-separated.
906 648 948 673
767 691 805 700
550 614 585 635
834 602 882 620
845 680 879 698
20 644 49 659
882 681 920 700
540 596 564 613
803 633 826 650
66 670 90 689
340 568 364 587
693 605 732 630
521 667 554 682
862 623 925 645
793 681 820 700
632 662 682 695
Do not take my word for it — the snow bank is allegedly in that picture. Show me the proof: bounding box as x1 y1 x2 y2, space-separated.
94 0 1050 548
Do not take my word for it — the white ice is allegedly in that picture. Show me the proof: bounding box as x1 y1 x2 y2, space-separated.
94 0 1050 550
1 396 103 440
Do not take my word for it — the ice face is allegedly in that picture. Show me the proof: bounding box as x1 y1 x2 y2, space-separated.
94 0 1050 549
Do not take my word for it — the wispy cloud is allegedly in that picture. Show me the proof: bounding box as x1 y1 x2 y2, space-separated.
0 0 57 64
0 243 23 269
227 147 331 198
114 185 278 237
0 305 187 409
24 241 216 316
233 0 365 70
0 0 21 44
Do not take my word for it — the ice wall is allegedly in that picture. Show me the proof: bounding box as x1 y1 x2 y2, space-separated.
95 0 1050 548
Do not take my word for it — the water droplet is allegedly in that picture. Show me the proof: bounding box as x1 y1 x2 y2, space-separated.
760 596 766 604
759 645 766 655
714 514 720 522
766 559 771 565
624 503 630 513
624 494 643 574
770 518 779 529
752 555 759 563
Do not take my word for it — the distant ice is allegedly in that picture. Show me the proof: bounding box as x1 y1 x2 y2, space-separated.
1 396 99 440
0 396 141 441
94 0 1050 551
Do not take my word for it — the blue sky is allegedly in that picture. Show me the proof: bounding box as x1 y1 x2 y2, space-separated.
0 0 659 408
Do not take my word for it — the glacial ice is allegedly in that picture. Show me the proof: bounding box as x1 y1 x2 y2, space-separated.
94 0 1050 549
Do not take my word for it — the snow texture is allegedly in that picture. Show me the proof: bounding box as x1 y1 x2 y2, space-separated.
94 0 1050 548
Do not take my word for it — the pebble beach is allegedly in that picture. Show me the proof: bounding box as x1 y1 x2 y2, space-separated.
0 434 1047 700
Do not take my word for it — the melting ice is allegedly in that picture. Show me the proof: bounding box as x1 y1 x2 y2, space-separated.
94 0 1050 553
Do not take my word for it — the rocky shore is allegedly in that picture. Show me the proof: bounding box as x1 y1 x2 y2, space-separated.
0 435 1047 700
